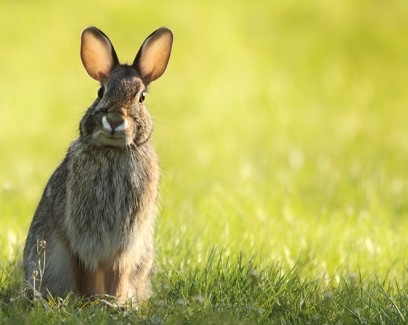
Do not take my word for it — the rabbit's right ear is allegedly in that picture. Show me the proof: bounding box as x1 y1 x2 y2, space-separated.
80 27 119 82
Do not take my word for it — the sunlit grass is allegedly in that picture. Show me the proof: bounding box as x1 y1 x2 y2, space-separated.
1 0 408 323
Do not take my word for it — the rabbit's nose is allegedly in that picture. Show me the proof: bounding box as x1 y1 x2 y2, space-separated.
103 115 127 131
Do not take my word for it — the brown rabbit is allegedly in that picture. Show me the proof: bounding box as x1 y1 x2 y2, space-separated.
23 26 173 305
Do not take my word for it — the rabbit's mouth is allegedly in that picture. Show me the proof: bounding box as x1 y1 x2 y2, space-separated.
93 130 127 148
89 115 131 148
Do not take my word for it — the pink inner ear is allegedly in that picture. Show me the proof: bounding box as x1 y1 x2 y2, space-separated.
81 29 116 81
134 28 173 84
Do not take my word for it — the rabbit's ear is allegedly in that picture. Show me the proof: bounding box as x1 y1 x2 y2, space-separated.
133 27 173 85
80 27 119 81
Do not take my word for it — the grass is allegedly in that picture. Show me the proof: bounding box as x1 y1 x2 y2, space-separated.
1 0 408 323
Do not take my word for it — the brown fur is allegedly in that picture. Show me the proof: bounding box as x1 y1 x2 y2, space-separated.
23 26 173 305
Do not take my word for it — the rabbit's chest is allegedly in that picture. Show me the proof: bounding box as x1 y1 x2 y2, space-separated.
65 159 147 264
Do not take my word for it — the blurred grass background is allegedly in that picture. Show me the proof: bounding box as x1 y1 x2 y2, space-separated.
1 0 408 283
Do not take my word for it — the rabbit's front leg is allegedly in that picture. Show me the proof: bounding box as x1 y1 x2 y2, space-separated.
104 261 132 303
71 256 106 296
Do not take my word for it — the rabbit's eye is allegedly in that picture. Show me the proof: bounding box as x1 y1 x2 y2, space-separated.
139 91 146 103
97 86 105 99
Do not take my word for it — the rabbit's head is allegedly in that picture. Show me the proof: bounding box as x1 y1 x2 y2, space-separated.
79 27 173 148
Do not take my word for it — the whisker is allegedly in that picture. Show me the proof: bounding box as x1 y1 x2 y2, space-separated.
151 118 183 130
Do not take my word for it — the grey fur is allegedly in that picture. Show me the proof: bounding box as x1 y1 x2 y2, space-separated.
23 26 173 304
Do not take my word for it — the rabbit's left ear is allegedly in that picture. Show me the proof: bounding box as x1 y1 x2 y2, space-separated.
81 27 119 81
133 27 173 85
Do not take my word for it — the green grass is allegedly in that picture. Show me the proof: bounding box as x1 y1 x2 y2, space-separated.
1 0 408 323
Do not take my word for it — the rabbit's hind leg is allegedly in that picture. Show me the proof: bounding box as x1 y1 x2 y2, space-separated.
42 239 75 296
23 238 74 299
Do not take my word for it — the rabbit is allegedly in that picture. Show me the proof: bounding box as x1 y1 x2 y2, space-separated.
23 26 173 305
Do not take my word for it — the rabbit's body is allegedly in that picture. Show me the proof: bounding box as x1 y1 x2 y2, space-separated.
24 143 158 301
23 27 172 304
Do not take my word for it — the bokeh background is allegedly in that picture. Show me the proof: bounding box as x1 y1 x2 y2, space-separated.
1 0 408 279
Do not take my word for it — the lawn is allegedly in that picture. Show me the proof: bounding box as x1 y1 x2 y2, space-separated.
1 0 408 324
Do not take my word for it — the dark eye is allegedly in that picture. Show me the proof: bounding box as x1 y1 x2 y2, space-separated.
97 86 104 99
139 91 146 103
